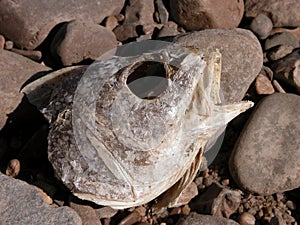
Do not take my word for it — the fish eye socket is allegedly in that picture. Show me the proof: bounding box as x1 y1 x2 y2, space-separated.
126 61 177 100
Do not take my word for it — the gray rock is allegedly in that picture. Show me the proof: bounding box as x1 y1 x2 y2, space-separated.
229 93 300 195
245 0 300 27
170 0 244 31
264 32 299 51
155 0 169 24
0 173 82 225
174 28 263 103
51 20 117 66
0 0 125 49
249 13 273 39
176 212 239 225
0 49 50 129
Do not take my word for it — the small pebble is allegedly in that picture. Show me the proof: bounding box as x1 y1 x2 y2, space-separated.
239 212 256 225
286 200 296 210
181 205 191 215
221 179 230 186
6 159 20 178
250 13 273 39
104 16 119 30
4 40 13 50
255 74 275 95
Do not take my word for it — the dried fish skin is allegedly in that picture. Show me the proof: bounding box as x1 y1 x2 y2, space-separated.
22 41 254 209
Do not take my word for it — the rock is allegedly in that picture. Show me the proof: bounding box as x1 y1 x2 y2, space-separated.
190 183 241 218
113 24 139 42
264 32 299 51
51 20 117 66
104 16 119 30
0 0 125 49
249 13 273 39
118 206 146 225
267 45 294 61
0 34 5 49
169 182 198 207
239 212 256 225
170 0 244 31
0 173 82 225
155 0 169 24
5 159 20 178
4 41 13 50
229 93 300 195
0 49 50 129
157 22 180 38
270 27 300 42
95 206 118 219
10 48 42 61
272 80 286 93
176 212 239 225
70 202 102 225
255 74 275 95
270 49 300 94
174 28 263 103
114 0 155 41
245 0 300 27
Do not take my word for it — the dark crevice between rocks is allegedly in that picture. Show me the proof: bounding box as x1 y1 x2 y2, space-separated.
0 96 72 203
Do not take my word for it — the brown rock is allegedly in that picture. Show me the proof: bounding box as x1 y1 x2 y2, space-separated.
177 212 239 225
255 74 275 95
229 93 300 195
169 182 198 207
170 0 244 31
267 45 294 61
10 48 42 61
245 0 300 27
0 49 50 129
5 159 20 178
0 35 5 49
264 32 299 51
0 173 82 225
4 41 13 50
113 24 138 42
70 202 102 225
270 49 300 94
174 28 263 103
0 0 125 49
124 0 155 25
95 206 118 219
104 16 119 30
51 20 117 66
249 13 273 39
270 27 300 42
190 183 241 218
157 22 180 38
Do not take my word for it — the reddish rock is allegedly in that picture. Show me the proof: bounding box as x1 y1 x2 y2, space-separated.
245 0 300 27
70 202 102 225
0 35 5 49
255 74 275 95
0 0 125 49
51 20 117 66
0 49 50 129
104 16 119 30
170 0 244 30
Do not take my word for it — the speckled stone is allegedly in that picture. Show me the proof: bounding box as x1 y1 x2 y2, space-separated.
230 93 300 195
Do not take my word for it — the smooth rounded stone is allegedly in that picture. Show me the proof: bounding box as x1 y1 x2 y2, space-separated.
0 34 4 49
264 32 299 51
4 40 13 50
229 93 300 195
0 0 125 50
0 173 82 225
0 49 50 129
174 28 263 103
249 13 273 39
267 45 294 61
245 0 300 27
255 74 275 95
176 212 239 225
170 0 244 31
104 16 119 30
51 20 117 66
239 212 256 225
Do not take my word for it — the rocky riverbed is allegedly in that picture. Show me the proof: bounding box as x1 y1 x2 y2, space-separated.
0 0 299 224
